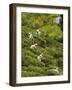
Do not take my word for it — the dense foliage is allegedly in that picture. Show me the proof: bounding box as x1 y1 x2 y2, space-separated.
21 13 63 77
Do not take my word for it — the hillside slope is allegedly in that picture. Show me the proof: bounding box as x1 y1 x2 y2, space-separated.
21 13 63 77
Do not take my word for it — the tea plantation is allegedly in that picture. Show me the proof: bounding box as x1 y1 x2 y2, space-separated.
21 13 63 77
